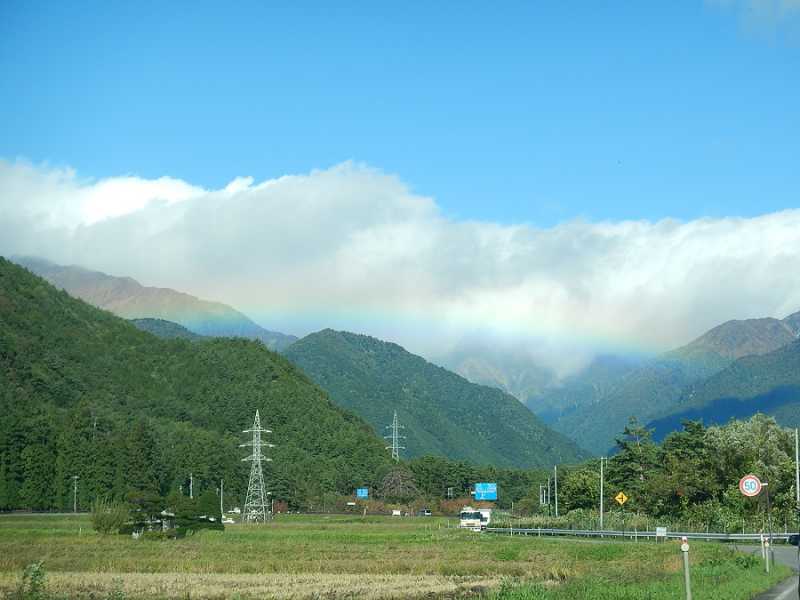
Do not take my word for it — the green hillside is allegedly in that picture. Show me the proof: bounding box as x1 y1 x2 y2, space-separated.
526 354 639 424
550 311 800 454
130 317 204 340
647 340 800 437
0 257 389 511
284 330 588 467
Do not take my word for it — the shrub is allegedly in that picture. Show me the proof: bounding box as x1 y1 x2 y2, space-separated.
11 561 47 600
91 497 129 534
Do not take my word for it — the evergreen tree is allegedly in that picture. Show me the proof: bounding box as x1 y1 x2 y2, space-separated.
607 417 658 511
125 420 161 495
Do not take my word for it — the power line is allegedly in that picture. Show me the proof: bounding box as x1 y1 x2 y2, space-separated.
240 410 274 523
384 410 406 462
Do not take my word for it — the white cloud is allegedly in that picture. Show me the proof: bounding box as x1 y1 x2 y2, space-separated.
709 0 800 36
1 158 799 375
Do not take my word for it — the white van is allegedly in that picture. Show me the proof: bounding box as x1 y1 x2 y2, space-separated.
459 506 491 531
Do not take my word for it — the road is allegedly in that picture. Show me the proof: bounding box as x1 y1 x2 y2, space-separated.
739 545 799 600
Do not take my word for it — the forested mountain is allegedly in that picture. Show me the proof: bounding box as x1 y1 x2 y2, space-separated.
284 330 588 468
0 257 389 510
549 311 800 454
436 343 556 403
130 318 204 340
525 355 640 424
647 340 800 438
13 256 297 351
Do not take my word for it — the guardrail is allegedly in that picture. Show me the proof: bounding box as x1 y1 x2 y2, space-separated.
485 527 792 542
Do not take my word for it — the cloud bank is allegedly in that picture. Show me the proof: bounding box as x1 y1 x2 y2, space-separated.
1 159 799 374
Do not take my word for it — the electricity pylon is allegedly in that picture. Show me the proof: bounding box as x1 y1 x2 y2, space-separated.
240 410 274 523
384 410 405 462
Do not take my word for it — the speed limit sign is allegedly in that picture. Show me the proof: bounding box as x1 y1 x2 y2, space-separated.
739 474 762 497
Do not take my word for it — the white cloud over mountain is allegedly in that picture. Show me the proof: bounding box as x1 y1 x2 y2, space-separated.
1 158 799 374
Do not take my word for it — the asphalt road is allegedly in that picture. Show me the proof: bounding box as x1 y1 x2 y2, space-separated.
739 545 799 600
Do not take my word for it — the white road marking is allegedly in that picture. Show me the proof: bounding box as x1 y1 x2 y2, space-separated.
773 579 798 600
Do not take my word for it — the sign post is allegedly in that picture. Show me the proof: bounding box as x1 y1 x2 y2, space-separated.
680 536 692 600
739 474 772 571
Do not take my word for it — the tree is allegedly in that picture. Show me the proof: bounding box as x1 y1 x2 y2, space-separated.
559 464 600 512
125 420 161 495
607 417 658 512
379 466 419 502
646 421 716 515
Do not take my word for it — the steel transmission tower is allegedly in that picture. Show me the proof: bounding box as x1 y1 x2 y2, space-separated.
240 410 274 523
384 410 405 462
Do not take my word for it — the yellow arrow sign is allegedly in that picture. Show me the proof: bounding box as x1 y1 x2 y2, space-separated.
615 492 628 506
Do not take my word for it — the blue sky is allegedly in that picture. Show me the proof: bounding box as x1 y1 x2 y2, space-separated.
1 1 799 226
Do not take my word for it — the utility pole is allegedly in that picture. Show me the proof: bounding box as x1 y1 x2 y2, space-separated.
792 429 799 588
794 428 799 508
546 476 551 515
600 457 605 531
241 410 274 523
764 481 774 567
384 410 405 462
189 473 193 499
220 479 224 517
554 465 559 518
72 475 79 513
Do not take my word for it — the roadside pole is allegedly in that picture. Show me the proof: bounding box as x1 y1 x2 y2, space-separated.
547 477 551 516
795 428 799 599
795 428 799 509
680 536 693 600
764 482 775 567
554 465 559 518
599 457 604 531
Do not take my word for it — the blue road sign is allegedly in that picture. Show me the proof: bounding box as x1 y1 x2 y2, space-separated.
474 482 497 501
356 487 369 499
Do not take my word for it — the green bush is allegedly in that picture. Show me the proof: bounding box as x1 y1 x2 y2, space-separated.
10 561 47 600
91 497 129 534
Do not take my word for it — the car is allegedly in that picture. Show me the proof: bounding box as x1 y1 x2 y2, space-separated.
788 534 799 546
417 508 432 516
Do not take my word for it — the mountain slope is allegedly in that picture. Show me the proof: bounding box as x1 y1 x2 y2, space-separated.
130 318 204 340
526 354 640 424
284 329 588 468
550 311 800 454
437 344 556 403
13 256 297 351
647 340 800 437
0 257 389 510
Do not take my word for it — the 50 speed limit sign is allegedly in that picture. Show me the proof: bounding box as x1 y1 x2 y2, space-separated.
738 474 762 497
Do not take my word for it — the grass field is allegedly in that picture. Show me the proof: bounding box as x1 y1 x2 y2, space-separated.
1 513 790 599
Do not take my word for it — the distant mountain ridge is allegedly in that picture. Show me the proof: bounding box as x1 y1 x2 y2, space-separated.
13 256 297 351
547 310 800 454
647 339 800 438
284 329 588 468
130 318 204 341
438 344 556 403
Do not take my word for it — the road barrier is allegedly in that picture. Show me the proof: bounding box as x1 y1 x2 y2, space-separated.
485 526 792 542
